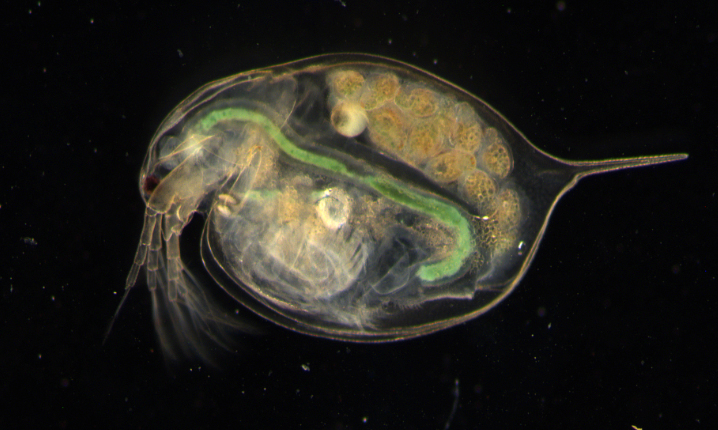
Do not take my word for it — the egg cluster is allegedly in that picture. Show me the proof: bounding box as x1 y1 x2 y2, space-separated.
328 69 521 256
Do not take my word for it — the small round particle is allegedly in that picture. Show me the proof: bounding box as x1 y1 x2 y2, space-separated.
316 188 352 230
330 70 365 99
460 170 496 210
494 188 521 229
481 132 512 179
455 121 482 153
425 150 476 184
478 187 521 254
405 120 443 164
361 74 400 110
452 103 483 153
396 88 439 117
482 127 501 146
331 101 368 137
367 105 407 155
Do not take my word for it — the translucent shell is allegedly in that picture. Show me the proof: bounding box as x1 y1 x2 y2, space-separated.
116 54 686 353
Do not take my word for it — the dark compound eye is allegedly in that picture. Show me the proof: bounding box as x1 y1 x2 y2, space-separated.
142 174 160 193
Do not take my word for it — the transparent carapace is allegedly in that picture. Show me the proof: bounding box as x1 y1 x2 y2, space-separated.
114 54 686 356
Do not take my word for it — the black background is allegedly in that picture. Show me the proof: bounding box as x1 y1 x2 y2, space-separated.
3 1 717 429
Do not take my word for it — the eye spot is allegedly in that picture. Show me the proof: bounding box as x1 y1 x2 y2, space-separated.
142 174 160 193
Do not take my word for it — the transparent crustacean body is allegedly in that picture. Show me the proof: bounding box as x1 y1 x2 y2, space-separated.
116 54 686 356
